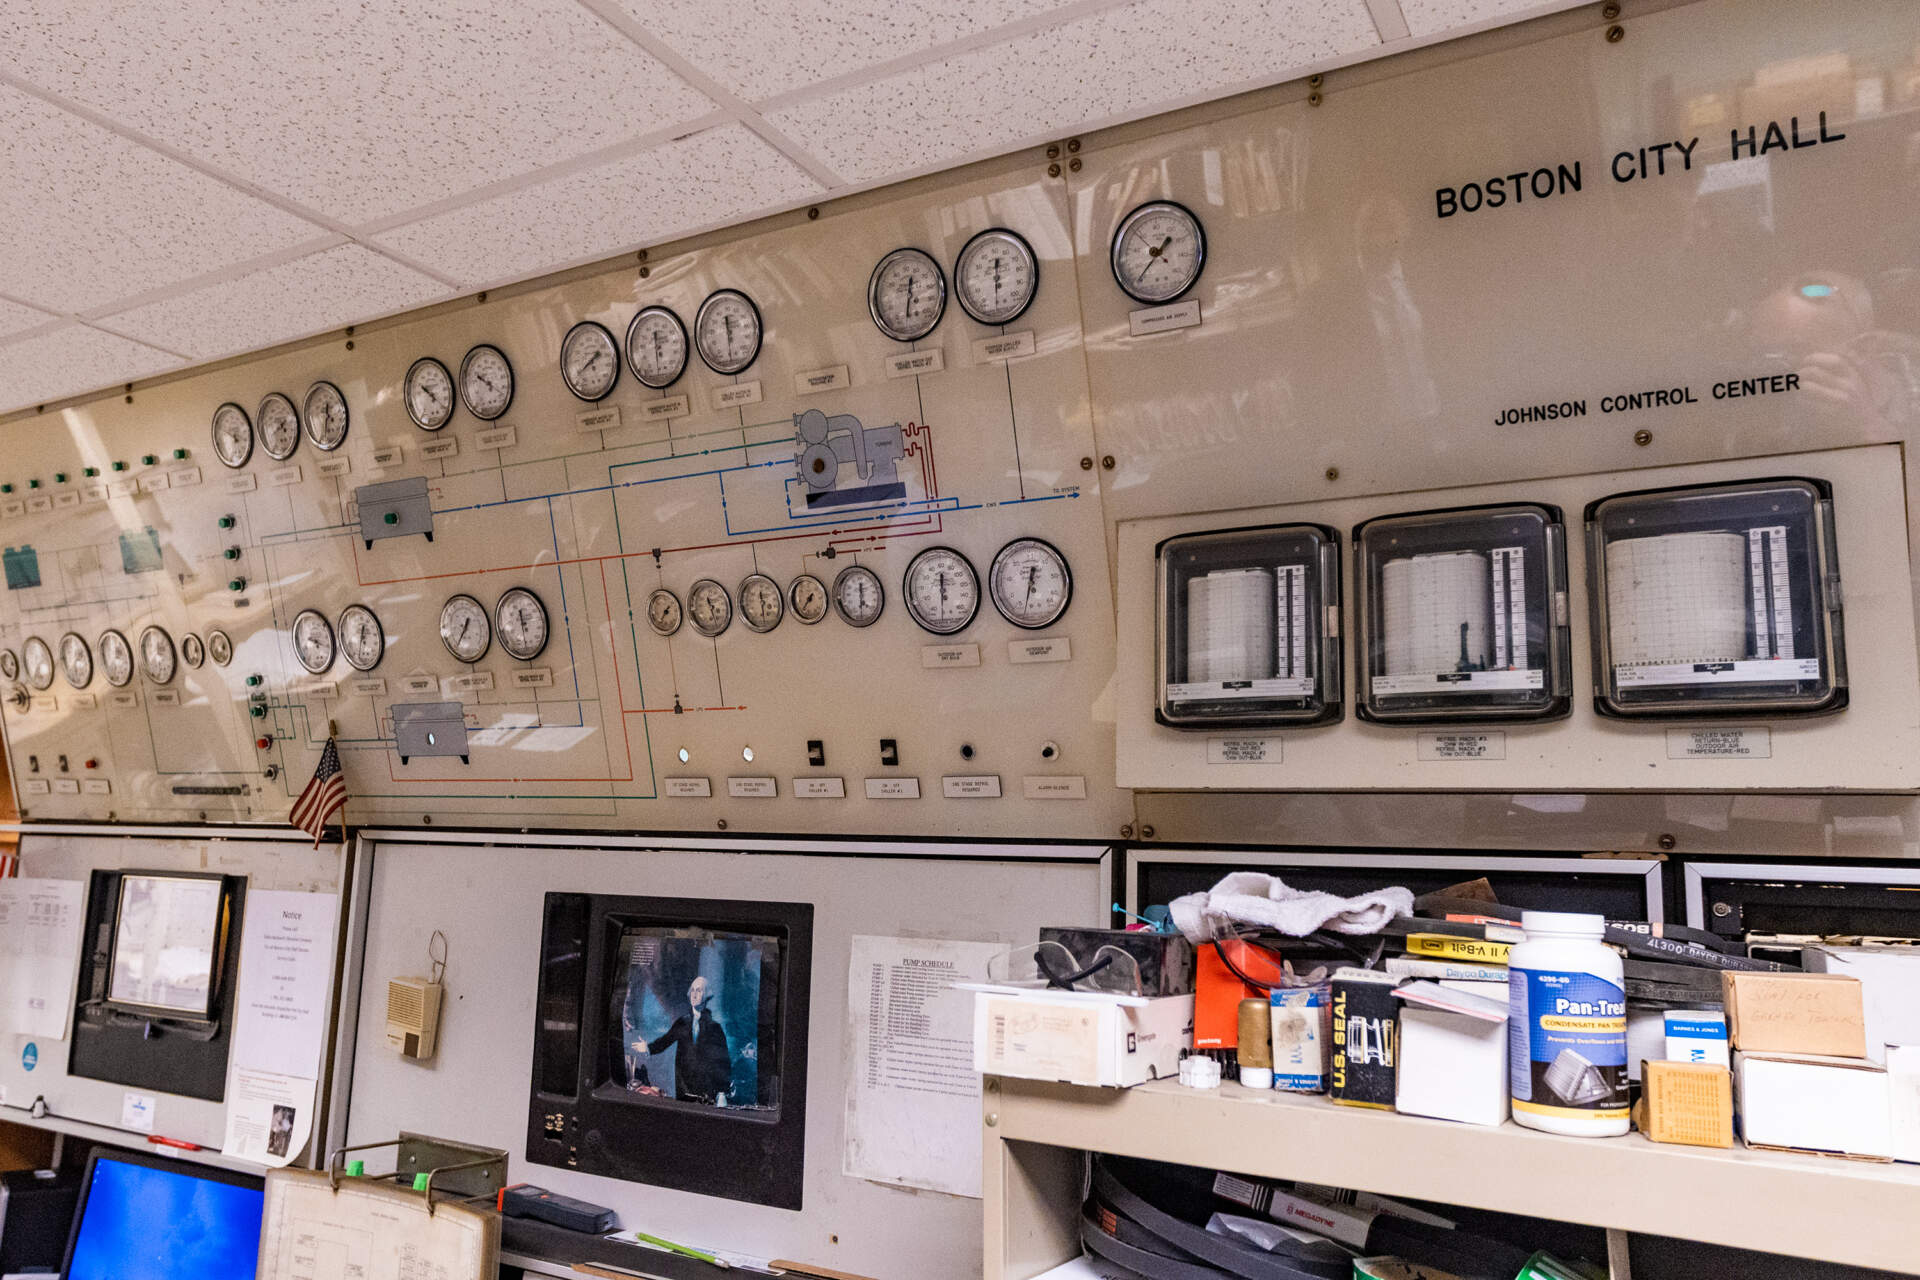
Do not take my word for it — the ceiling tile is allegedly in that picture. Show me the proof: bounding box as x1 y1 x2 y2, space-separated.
1 0 718 225
94 244 449 361
370 125 823 288
0 324 183 415
769 0 1380 185
1398 0 1578 39
615 0 1089 103
0 297 57 342
0 85 322 314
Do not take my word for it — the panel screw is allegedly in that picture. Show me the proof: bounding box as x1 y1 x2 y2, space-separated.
1634 429 1653 446
807 207 820 220
638 266 650 278
1657 833 1677 850
1308 74 1324 88
1066 139 1080 154
1325 466 1340 481
1068 157 1082 172
477 291 488 303
985 1113 998 1127
345 339 355 350
1046 144 1060 160
1712 901 1733 918
1101 455 1115 470
1308 91 1323 107
125 393 133 404
1140 825 1155 839
638 249 649 262
1606 24 1624 42
423 814 432 824
1120 823 1134 839
717 818 728 830
1047 163 1061 178
1080 456 1093 470
1601 2 1620 16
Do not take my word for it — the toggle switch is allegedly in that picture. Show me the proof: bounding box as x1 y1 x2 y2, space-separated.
879 738 899 767
806 739 826 767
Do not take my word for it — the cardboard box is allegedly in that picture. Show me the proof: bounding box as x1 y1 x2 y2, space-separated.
1803 945 1920 1064
1888 1044 1920 1164
1330 968 1400 1110
1195 939 1288 1050
972 990 1193 1088
1636 1060 1733 1148
1663 1010 1730 1067
1733 1051 1891 1159
1721 971 1866 1057
1393 980 1509 1127
1270 985 1331 1093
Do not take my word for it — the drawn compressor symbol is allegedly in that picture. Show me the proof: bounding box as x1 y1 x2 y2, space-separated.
793 408 907 509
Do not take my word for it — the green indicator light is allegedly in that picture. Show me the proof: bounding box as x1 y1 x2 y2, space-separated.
54 473 66 483
246 675 262 687
173 448 188 459
27 480 38 490
224 548 240 560
251 705 267 718
218 515 235 528
384 512 398 524
84 467 98 477
229 578 246 591
142 454 157 466
111 461 126 472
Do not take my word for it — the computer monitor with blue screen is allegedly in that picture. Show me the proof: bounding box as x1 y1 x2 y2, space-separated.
61 1147 264 1280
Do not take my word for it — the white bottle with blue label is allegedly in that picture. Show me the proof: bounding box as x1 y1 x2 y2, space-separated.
1507 911 1629 1137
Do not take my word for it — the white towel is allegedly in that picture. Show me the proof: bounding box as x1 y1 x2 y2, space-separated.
1169 871 1413 941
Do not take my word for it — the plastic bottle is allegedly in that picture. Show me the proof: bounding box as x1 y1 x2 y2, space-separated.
1507 911 1628 1137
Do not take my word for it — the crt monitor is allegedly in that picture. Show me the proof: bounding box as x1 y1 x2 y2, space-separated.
60 1146 264 1280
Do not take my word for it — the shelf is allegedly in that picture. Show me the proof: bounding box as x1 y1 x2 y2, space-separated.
984 1076 1920 1276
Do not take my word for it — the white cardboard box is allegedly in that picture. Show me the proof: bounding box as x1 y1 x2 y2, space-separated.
1889 1044 1920 1164
972 990 1193 1088
1734 1050 1892 1158
1803 945 1920 1064
1392 980 1509 1127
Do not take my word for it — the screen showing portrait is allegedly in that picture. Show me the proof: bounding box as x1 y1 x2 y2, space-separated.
107 874 224 1017
608 924 781 1111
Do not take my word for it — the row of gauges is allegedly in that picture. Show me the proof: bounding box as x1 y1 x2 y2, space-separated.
647 539 1071 639
288 588 552 674
210 382 349 468
3 626 235 691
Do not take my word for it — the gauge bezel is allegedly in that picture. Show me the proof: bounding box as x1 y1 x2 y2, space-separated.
257 391 301 461
0 649 17 680
867 247 948 343
459 343 516 421
645 588 684 638
988 536 1074 630
22 637 54 690
788 573 828 625
405 356 456 431
738 572 785 634
902 545 981 636
291 609 335 675
98 629 134 688
337 604 384 672
494 587 549 661
139 624 177 684
181 633 205 669
954 228 1040 325
625 305 690 389
687 578 734 638
831 563 886 629
303 380 350 451
1110 199 1207 306
439 593 492 662
211 401 255 469
693 289 763 376
560 320 621 402
56 632 92 689
207 629 234 667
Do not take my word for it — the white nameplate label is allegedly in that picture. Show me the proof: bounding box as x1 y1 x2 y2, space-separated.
316 458 351 478
69 693 97 710
19 779 48 795
578 405 622 432
476 426 517 450
727 776 777 798
1418 731 1507 761
269 465 302 486
420 437 458 460
638 397 688 423
226 474 258 493
83 483 107 502
1208 736 1279 764
399 674 439 695
793 775 846 799
121 1092 156 1133
512 668 554 689
1007 637 1071 664
922 643 981 669
109 691 139 708
53 490 79 509
886 348 945 379
665 776 712 798
82 778 111 795
712 381 763 410
149 689 182 706
446 671 494 693
973 331 1037 363
1129 298 1202 337
108 478 138 496
864 777 921 799
370 445 404 468
0 500 22 518
291 681 337 700
52 778 79 795
351 678 387 696
171 466 202 487
1023 775 1088 800
30 696 56 712
25 494 53 512
796 364 850 395
942 773 1002 798
136 474 167 494
1666 726 1771 760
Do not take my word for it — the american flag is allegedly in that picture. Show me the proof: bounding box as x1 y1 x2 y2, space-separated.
289 737 347 846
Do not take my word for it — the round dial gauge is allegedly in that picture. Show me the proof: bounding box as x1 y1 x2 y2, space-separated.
645 588 683 638
831 564 885 628
98 629 133 688
788 573 828 625
57 632 91 689
739 573 784 633
304 380 349 451
405 357 455 430
22 637 53 690
438 594 491 663
1111 200 1206 305
694 289 762 375
868 247 947 342
337 604 384 672
560 321 620 402
954 228 1039 325
181 633 205 669
207 629 234 666
495 587 548 660
139 625 177 684
687 579 733 638
258 392 301 461
989 537 1073 629
903 546 980 636
212 401 254 468
460 344 515 421
625 306 689 389
0 649 16 680
291 609 334 674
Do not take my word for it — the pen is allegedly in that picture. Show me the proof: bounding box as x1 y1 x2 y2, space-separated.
147 1135 203 1151
633 1231 729 1269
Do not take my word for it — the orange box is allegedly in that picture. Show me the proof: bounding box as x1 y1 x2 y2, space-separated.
1194 939 1289 1050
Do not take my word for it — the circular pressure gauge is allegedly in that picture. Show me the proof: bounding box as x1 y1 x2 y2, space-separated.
291 609 335 675
739 573 784 633
181 633 205 669
788 573 828 625
989 537 1072 629
22 637 53 690
0 649 16 680
337 604 384 672
98 629 133 688
561 321 620 402
304 380 350 451
439 594 491 662
903 546 980 635
140 624 176 684
1110 200 1206 305
258 392 301 460
495 587 548 660
645 588 684 638
212 402 254 468
694 289 762 375
56 632 91 689
405 357 455 430
207 629 234 667
626 306 689 389
831 564 885 628
687 578 733 638
460 344 515 421
868 247 946 342
954 228 1039 325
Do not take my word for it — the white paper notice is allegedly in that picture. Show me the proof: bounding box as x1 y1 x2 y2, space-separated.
222 1067 315 1167
0 879 83 1039
843 935 1003 1198
231 890 338 1079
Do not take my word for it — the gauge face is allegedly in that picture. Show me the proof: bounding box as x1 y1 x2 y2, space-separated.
439 594 491 662
258 392 301 460
560 321 620 402
139 625 177 684
495 587 548 660
405 357 455 431
625 306 689 389
291 609 335 675
1111 200 1206 305
788 573 828 625
739 573 784 633
687 578 733 637
338 604 384 672
212 402 254 468
57 632 91 689
954 228 1039 325
645 588 683 638
0 649 16 681
304 380 349 450
22 637 53 690
694 289 762 375
181 633 205 669
98 629 133 687
460 344 515 421
831 564 885 628
903 545 980 636
208 629 233 666
868 247 947 342
989 537 1073 629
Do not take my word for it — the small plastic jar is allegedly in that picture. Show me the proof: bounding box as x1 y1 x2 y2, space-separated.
1507 911 1629 1137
